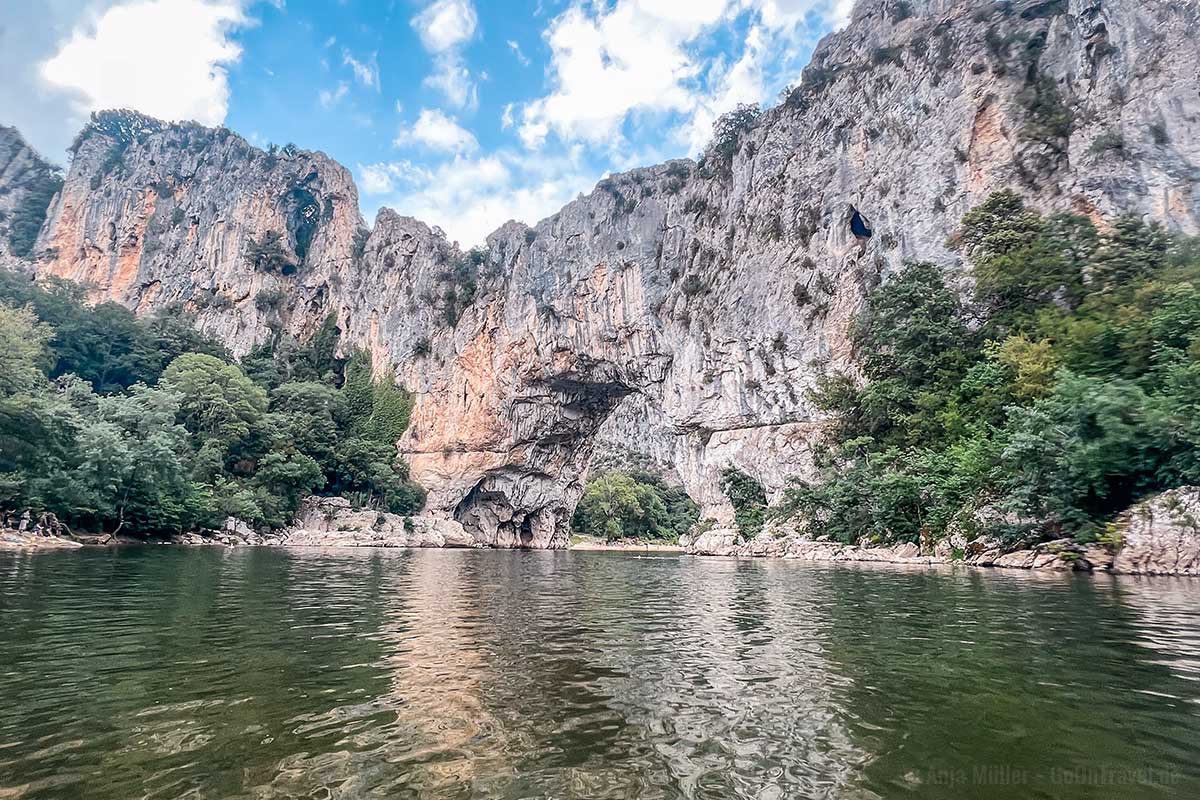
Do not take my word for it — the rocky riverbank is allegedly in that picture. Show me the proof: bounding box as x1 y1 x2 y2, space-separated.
571 537 684 553
0 529 83 551
5 489 1200 578
280 497 477 548
682 488 1200 576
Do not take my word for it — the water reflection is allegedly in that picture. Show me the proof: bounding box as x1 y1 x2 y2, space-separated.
0 549 1198 799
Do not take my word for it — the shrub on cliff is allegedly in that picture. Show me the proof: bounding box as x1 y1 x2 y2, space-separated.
6 169 62 258
245 230 296 275
703 103 761 172
435 246 487 327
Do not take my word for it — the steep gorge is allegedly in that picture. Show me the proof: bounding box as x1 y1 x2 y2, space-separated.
5 0 1199 547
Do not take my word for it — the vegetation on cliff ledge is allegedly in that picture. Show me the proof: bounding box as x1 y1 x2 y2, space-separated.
0 273 423 536
6 168 63 259
774 191 1200 546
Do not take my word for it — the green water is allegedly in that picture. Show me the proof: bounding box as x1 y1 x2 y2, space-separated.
1 548 1198 799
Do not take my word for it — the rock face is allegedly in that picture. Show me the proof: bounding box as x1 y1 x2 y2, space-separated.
283 496 477 549
1111 487 1200 575
4 0 1199 548
32 115 366 356
0 126 60 273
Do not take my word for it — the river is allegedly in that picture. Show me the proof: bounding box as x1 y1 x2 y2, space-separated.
1 548 1198 799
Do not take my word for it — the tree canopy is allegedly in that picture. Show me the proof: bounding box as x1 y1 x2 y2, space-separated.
776 192 1200 545
0 278 424 536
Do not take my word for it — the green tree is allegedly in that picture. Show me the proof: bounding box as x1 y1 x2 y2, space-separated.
0 303 53 394
779 192 1200 547
7 170 63 258
573 472 646 541
957 191 1095 329
161 354 267 445
998 372 1157 535
720 466 767 541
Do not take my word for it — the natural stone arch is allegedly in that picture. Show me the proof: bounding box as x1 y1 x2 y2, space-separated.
441 367 642 549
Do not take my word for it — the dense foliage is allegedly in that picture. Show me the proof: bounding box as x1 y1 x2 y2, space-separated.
6 168 63 258
571 470 699 542
0 272 423 536
720 466 767 542
776 192 1200 545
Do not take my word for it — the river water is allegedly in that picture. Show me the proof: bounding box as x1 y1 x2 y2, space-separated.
1 548 1198 799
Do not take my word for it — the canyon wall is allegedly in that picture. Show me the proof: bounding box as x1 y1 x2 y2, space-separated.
0 126 60 273
6 0 1199 547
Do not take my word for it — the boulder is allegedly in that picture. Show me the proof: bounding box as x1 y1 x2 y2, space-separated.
283 496 478 549
1111 488 1200 575
681 527 742 556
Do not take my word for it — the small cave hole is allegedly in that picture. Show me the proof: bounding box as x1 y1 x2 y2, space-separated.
849 208 873 239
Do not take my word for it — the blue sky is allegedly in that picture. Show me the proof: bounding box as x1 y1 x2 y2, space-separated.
2 0 851 245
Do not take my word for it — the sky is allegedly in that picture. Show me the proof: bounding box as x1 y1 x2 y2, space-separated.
1 0 852 246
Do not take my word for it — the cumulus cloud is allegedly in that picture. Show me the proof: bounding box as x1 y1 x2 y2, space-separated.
411 0 478 108
360 149 597 246
425 58 476 109
393 108 478 153
357 161 428 195
516 0 850 152
412 0 477 51
39 0 251 128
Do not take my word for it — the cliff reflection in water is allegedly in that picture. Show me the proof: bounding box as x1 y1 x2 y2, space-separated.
1 548 1198 799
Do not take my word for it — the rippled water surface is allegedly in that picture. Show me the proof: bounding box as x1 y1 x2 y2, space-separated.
2 549 1200 798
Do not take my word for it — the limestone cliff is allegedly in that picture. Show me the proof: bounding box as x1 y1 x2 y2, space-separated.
0 126 61 273
5 0 1199 548
34 113 366 353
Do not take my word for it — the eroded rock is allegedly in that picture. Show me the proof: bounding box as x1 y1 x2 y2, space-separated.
1111 488 1200 575
283 496 478 548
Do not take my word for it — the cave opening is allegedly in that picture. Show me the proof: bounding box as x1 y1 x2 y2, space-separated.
284 187 321 264
849 207 873 239
849 207 873 255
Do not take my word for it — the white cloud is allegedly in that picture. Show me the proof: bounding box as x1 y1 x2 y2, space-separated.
516 0 849 152
393 108 478 153
412 0 477 52
501 102 515 130
507 39 530 66
412 0 478 108
516 0 726 149
318 81 349 109
361 150 597 246
342 48 379 90
358 161 427 195
424 56 476 109
39 0 251 127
